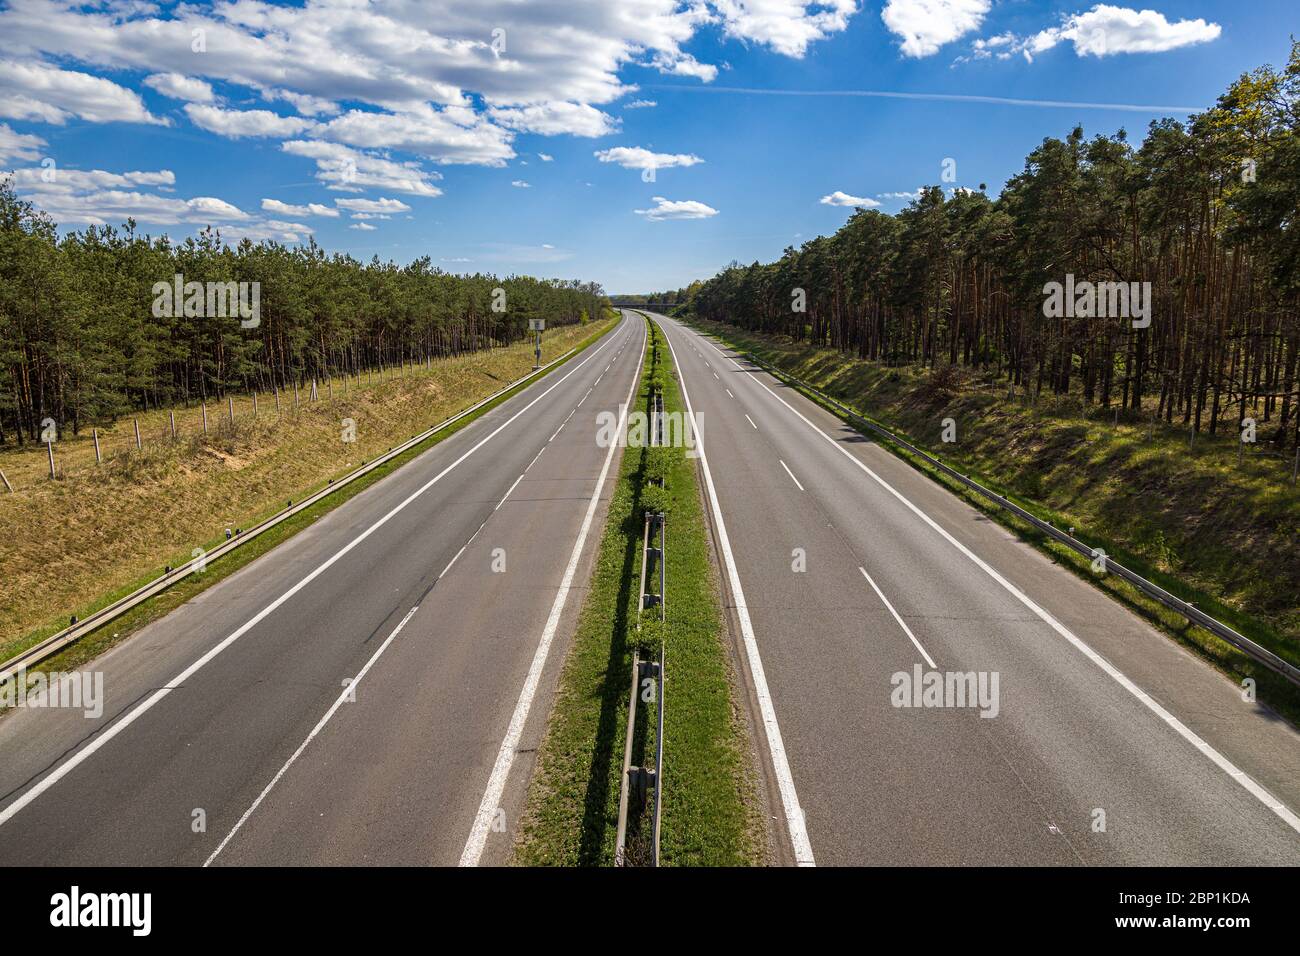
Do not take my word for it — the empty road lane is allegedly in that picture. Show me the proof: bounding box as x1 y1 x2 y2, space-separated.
0 314 642 866
653 311 1300 867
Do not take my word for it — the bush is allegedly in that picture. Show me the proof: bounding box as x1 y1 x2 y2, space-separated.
639 483 672 516
643 446 678 485
630 616 666 656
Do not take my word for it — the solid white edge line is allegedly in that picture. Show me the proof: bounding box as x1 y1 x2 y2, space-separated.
458 316 647 866
859 567 937 670
0 320 627 831
696 322 1300 836
653 316 816 866
778 459 805 492
204 604 421 866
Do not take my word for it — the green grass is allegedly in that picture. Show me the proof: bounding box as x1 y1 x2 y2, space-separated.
684 316 1300 724
513 315 765 866
1 318 622 692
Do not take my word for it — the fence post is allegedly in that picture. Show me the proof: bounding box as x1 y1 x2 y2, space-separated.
47 440 56 478
228 395 235 424
253 392 258 418
134 418 142 450
202 402 208 434
93 428 101 463
169 410 176 439
0 468 11 493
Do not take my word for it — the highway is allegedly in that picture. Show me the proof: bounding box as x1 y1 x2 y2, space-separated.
650 311 1300 866
0 314 642 866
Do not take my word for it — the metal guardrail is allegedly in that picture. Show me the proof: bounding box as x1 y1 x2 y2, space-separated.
615 352 667 867
736 349 1300 689
0 334 604 687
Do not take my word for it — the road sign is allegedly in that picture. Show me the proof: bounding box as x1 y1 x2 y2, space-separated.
529 318 545 331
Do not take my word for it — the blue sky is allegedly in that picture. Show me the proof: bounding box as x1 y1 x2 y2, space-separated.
0 1 1290 293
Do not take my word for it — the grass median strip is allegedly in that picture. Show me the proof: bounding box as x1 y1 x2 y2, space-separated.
0 315 620 685
513 314 765 866
684 316 1300 724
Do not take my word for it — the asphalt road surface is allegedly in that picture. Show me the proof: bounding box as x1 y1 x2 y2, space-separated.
0 313 642 866
651 310 1300 867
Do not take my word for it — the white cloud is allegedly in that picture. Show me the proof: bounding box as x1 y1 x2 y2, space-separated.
511 180 531 188
261 88 339 117
349 222 377 231
0 0 868 210
650 51 720 82
261 198 340 218
8 167 175 190
878 189 922 200
185 104 317 138
538 152 553 161
0 122 47 164
10 160 322 243
317 104 514 165
623 99 657 110
634 196 718 221
882 0 991 58
11 164 248 227
594 146 703 171
219 220 314 243
1027 5 1221 59
0 57 164 125
820 190 880 207
334 197 412 214
143 73 215 103
488 102 618 137
713 0 858 58
186 196 249 220
0 0 734 133
280 140 443 197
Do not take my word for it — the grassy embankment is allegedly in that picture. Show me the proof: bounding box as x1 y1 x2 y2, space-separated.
513 315 765 866
0 315 618 671
685 316 1300 721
